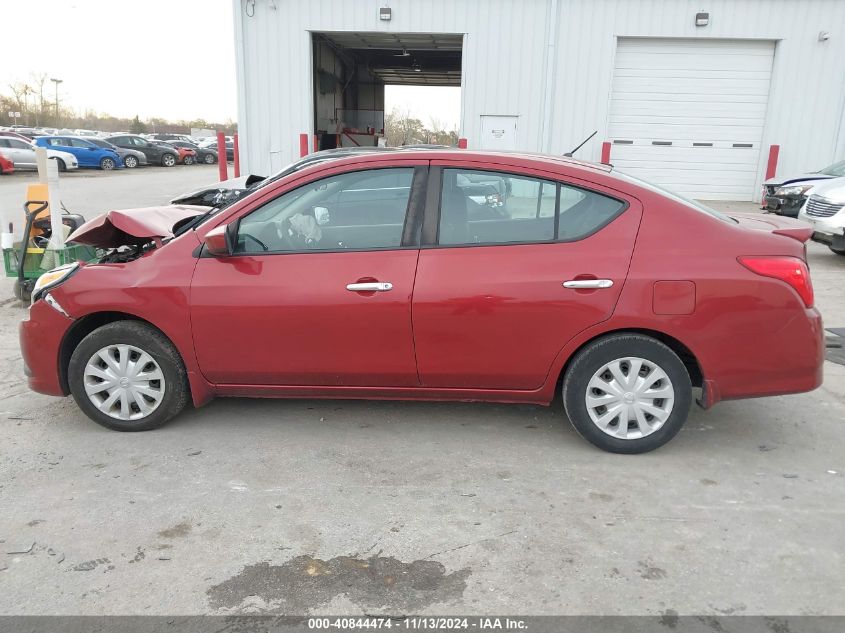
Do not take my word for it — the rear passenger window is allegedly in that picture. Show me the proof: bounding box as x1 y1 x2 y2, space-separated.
438 168 626 246
439 169 556 245
236 168 415 253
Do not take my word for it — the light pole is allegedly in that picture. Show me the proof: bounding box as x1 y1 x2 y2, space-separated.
50 78 63 126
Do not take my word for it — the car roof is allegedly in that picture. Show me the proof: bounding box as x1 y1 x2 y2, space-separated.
294 148 613 176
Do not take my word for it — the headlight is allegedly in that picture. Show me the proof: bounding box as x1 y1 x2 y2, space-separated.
775 184 814 197
32 262 79 302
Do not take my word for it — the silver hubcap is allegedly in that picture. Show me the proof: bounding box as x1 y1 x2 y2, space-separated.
164 155 174 166
126 157 136 167
83 344 165 421
585 357 674 440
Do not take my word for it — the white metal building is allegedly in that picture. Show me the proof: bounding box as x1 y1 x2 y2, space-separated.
233 0 845 201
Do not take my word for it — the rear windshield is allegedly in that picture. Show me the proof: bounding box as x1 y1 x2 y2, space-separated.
613 171 737 224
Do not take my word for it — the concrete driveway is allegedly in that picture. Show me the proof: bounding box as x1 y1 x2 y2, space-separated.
0 168 843 616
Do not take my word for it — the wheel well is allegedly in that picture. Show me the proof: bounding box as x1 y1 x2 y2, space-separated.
557 328 704 391
58 312 184 394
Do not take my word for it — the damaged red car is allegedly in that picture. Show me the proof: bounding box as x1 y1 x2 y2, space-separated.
19 150 823 453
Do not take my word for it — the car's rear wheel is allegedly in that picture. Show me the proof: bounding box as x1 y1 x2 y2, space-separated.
51 157 66 172
562 333 692 454
99 157 115 170
124 155 138 168
68 321 189 431
203 153 216 164
161 153 176 167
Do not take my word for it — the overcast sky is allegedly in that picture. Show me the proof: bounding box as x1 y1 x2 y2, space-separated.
2 0 460 129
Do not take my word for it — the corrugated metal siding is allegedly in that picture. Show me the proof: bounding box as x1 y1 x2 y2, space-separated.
235 0 845 200
551 0 845 197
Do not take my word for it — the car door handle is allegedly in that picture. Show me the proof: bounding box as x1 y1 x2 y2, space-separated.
346 282 393 292
562 279 614 289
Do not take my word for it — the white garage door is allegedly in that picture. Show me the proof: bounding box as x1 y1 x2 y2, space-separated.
608 38 775 201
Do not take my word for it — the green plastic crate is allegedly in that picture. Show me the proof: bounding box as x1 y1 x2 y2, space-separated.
3 244 99 279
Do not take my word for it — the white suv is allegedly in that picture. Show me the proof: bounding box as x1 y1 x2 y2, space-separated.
798 177 845 255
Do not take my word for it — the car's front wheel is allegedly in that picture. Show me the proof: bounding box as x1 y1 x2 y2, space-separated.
161 153 176 167
203 153 216 164
99 157 116 170
68 321 189 431
124 155 138 168
51 157 67 172
829 246 845 256
562 333 692 454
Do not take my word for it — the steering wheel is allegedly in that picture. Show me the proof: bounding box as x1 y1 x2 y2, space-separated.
240 233 268 252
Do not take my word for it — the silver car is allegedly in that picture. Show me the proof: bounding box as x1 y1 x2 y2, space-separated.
0 135 79 171
797 177 845 255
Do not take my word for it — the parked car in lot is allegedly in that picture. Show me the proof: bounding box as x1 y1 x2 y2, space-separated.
167 140 217 164
797 177 845 255
150 133 194 144
763 159 845 217
34 136 122 170
156 140 197 165
85 137 147 168
199 137 234 161
0 136 79 171
104 134 179 167
0 151 13 174
21 150 824 453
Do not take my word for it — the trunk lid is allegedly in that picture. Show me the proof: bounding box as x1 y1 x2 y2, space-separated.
67 204 210 248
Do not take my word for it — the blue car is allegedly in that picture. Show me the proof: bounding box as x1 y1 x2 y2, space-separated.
34 136 123 170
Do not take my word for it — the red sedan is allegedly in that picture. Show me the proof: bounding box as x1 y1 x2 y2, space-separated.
0 151 13 174
19 150 823 453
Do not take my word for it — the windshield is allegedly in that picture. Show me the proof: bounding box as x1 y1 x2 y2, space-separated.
613 171 737 224
820 160 845 177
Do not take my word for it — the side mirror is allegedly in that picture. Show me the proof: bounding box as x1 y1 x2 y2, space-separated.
204 224 232 257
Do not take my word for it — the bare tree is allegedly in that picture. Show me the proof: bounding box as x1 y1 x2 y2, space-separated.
29 72 49 126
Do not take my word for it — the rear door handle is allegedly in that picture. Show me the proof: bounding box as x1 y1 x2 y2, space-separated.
562 279 614 289
346 282 393 292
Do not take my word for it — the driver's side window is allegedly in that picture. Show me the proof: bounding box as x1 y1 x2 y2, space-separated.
235 167 415 254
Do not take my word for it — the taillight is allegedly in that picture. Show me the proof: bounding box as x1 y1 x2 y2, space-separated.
738 256 814 308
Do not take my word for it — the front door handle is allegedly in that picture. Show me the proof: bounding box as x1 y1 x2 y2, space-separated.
562 279 614 289
346 282 393 292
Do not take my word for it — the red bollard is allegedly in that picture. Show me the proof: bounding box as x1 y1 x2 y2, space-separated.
313 134 318 153
765 145 780 180
299 133 309 158
457 138 468 149
233 134 240 178
217 131 228 181
600 141 611 164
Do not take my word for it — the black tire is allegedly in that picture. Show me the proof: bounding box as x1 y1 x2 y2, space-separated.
51 157 67 172
99 157 115 171
124 155 138 168
562 333 692 454
184 155 194 165
68 321 190 431
161 153 176 167
829 246 845 256
203 152 216 164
